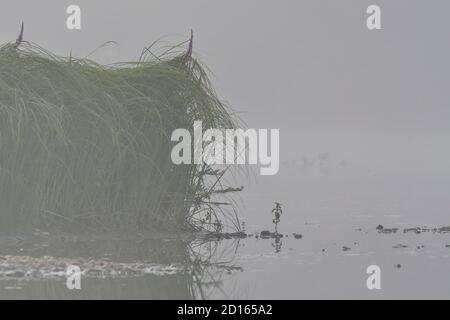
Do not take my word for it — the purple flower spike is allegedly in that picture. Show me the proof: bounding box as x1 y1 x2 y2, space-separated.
185 29 193 60
14 22 24 48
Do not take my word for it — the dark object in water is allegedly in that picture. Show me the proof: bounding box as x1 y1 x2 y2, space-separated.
392 244 408 249
395 264 401 268
260 231 283 239
437 226 450 234
378 227 399 234
342 246 351 252
202 231 247 241
293 233 302 239
260 230 271 238
399 226 450 234
376 224 384 231
227 232 247 239
403 227 425 234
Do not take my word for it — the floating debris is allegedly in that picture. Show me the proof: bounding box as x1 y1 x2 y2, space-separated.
437 226 450 234
202 232 247 241
373 225 450 235
260 231 283 239
377 226 399 234
292 233 302 239
403 227 427 234
342 246 351 252
260 230 271 238
392 244 408 249
376 224 399 234
395 264 402 269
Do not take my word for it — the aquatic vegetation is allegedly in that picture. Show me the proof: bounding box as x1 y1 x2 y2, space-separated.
0 35 241 234
271 202 282 234
271 236 282 253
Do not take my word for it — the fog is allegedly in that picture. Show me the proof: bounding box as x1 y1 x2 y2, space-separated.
1 0 449 299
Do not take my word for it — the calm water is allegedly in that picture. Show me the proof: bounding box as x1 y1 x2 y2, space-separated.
1 132 450 299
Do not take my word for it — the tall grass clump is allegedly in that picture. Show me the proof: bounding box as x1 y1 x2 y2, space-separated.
0 38 241 234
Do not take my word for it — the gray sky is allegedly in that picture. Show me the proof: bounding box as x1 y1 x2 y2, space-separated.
1 0 449 134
